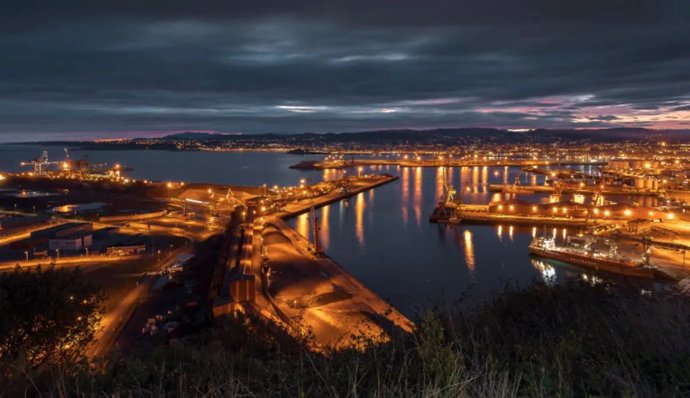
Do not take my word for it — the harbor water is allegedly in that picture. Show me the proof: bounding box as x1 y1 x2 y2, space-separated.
0 145 662 315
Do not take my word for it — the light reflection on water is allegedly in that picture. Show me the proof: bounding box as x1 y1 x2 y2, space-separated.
401 167 409 225
0 146 666 315
320 206 330 251
287 164 663 315
463 230 476 274
355 192 365 248
413 167 422 226
531 258 557 286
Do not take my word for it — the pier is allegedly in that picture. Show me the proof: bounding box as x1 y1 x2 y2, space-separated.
291 158 606 170
453 211 603 227
212 173 414 349
274 174 398 218
488 183 662 196
260 217 413 349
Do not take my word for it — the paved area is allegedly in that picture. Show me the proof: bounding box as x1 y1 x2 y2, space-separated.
260 217 413 350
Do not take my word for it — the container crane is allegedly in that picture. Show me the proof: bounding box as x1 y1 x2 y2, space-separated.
20 150 60 174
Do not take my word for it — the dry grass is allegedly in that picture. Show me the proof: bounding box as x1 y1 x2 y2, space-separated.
4 280 690 397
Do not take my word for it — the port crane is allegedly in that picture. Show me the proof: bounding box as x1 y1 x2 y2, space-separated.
500 171 522 194
225 188 248 208
19 148 78 174
583 187 602 226
430 162 462 223
20 150 61 174
441 167 457 205
438 158 459 206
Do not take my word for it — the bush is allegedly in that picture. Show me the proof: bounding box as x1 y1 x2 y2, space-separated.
5 280 690 397
0 264 103 390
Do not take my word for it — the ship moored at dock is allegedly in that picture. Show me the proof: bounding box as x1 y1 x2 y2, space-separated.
528 236 675 281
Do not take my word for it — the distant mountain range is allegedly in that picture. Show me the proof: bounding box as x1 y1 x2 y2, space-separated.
20 127 690 149
161 127 688 143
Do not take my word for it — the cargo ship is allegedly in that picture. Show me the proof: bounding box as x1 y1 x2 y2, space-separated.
528 236 673 280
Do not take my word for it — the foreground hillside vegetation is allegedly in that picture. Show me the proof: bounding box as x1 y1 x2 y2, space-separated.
2 268 690 397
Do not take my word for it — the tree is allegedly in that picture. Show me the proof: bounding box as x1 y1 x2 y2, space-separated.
0 264 103 367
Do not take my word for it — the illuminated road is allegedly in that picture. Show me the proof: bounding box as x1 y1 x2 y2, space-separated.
87 274 153 358
0 254 141 270
86 248 189 358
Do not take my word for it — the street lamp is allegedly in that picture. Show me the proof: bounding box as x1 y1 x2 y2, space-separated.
24 251 28 262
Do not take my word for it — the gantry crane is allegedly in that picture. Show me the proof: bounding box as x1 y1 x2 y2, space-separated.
20 150 60 174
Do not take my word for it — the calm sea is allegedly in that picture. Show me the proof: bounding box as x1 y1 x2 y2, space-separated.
0 144 659 315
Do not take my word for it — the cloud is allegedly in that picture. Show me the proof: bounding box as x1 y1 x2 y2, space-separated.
0 0 689 138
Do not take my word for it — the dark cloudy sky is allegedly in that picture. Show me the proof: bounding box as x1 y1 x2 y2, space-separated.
1 0 689 141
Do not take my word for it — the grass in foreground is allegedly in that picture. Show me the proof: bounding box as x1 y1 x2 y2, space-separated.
4 280 690 397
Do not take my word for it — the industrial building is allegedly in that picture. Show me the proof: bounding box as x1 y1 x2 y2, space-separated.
30 222 93 251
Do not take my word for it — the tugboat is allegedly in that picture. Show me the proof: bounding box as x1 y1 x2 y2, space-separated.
528 235 672 280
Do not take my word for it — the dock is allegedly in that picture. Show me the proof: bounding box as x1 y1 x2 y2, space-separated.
488 183 661 196
456 212 591 227
274 174 398 219
260 217 413 349
291 159 606 170
431 204 619 228
213 173 414 349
